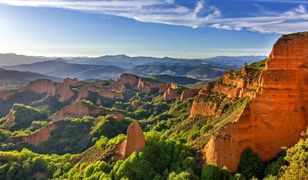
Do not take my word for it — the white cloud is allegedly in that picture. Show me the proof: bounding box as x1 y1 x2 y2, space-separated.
0 0 219 28
205 5 308 33
251 0 308 4
0 0 307 33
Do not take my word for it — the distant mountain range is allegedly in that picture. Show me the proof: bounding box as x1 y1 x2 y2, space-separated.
3 59 124 80
0 68 61 90
0 53 51 66
0 53 267 82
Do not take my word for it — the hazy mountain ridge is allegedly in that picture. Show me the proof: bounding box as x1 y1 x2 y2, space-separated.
0 54 266 81
0 68 61 90
2 59 125 80
0 53 51 66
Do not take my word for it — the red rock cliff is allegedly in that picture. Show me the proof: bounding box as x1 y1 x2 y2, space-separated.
137 78 167 94
52 101 103 121
22 79 56 95
180 89 198 101
0 78 78 102
111 73 139 90
19 122 56 145
120 122 146 158
190 64 261 118
56 78 78 102
204 32 308 172
76 84 90 101
164 88 179 101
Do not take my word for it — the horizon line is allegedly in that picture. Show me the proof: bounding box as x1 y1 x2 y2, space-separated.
0 52 269 60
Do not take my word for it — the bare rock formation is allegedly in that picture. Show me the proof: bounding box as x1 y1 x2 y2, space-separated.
109 111 125 121
22 123 56 145
204 32 308 172
55 78 78 102
163 88 179 101
52 101 103 121
168 83 178 90
0 78 78 102
111 73 139 90
190 97 220 117
137 78 167 94
0 90 16 101
76 84 90 102
2 104 18 129
190 64 261 118
22 79 56 96
120 122 146 158
180 89 199 101
98 89 124 100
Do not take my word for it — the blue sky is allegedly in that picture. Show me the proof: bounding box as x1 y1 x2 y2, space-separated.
0 0 307 58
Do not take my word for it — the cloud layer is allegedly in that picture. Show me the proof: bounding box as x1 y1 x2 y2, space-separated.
0 0 307 33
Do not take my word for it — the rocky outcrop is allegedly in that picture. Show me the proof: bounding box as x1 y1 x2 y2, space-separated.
52 101 103 121
111 73 139 90
0 78 78 102
22 79 56 96
98 89 123 100
163 83 182 101
190 64 261 118
180 89 199 101
76 84 90 101
137 78 167 94
190 96 221 117
55 78 78 102
119 122 146 158
21 123 56 145
169 83 178 90
0 90 17 101
163 88 179 101
109 111 125 121
204 32 308 172
2 105 18 129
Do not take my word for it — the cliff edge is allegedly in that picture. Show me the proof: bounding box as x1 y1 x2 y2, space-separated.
204 32 308 171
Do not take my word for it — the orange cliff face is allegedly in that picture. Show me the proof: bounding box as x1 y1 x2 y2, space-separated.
22 79 56 95
180 89 198 101
0 79 56 101
190 64 261 118
137 78 167 94
0 78 78 102
119 122 146 159
111 73 139 90
204 32 308 172
20 123 56 145
163 88 179 101
55 78 78 102
52 101 103 121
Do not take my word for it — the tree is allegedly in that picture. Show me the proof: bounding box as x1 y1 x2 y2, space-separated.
280 129 308 179
201 164 234 180
237 148 264 179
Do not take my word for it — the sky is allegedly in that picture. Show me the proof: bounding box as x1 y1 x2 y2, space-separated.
0 0 307 58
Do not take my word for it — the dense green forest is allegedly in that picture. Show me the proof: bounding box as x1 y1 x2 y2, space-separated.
0 128 307 179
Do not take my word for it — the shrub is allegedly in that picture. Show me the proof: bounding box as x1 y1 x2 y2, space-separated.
201 164 234 180
237 148 264 179
94 115 130 139
280 129 308 179
95 136 109 149
264 151 287 176
107 134 126 146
